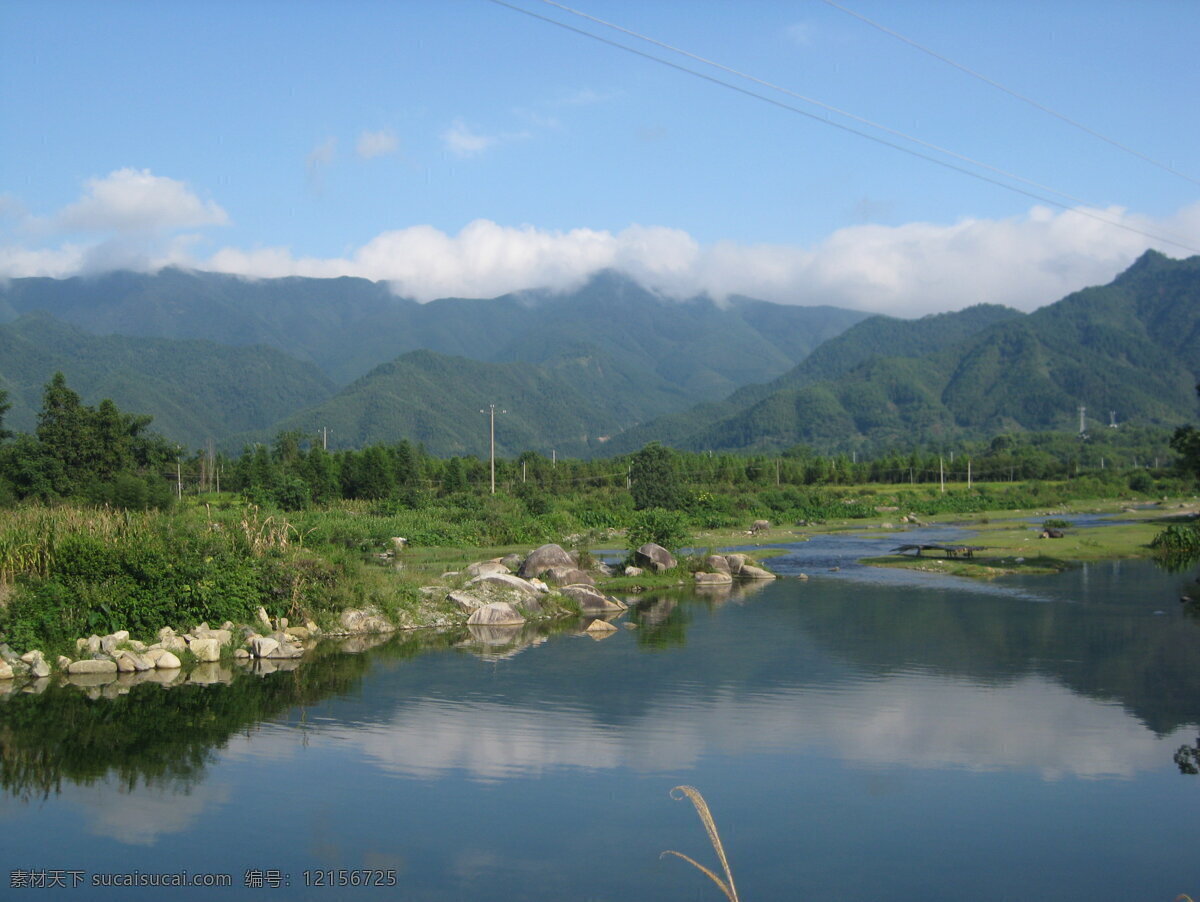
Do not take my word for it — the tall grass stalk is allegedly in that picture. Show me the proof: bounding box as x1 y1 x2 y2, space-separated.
661 785 740 902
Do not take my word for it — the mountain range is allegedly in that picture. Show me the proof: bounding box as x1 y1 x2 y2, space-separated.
2 252 1197 457
612 250 1200 453
0 269 863 454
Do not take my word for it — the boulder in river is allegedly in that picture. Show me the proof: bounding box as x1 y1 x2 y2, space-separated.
518 543 576 579
634 543 677 573
467 602 526 626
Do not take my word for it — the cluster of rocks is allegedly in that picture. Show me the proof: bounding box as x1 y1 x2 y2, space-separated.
433 543 628 628
692 552 779 586
0 599 409 693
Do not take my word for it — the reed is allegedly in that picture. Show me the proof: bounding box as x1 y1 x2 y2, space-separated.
661 785 740 902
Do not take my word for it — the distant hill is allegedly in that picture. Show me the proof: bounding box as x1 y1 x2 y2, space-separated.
610 251 1200 453
262 348 681 457
607 302 1023 452
0 314 336 450
0 268 867 398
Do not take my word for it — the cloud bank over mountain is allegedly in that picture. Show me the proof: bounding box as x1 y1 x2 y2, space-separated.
3 169 1198 315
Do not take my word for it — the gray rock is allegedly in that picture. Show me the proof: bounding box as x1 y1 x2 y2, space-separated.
155 651 182 670
339 608 394 634
634 543 677 573
68 659 119 675
448 590 485 613
624 566 644 577
559 584 627 613
248 636 281 658
268 641 304 660
518 543 576 579
500 553 524 571
20 651 52 678
467 572 542 599
585 619 618 638
189 637 221 662
100 636 123 657
705 555 731 574
57 655 73 670
739 564 778 580
116 652 154 673
0 662 13 680
466 602 526 626
543 566 595 587
466 560 510 578
193 627 233 646
161 635 188 653
724 553 747 575
694 571 733 585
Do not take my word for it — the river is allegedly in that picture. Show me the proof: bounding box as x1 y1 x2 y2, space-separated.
2 534 1198 900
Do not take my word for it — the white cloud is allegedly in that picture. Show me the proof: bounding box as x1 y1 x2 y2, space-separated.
4 182 1199 316
57 168 228 233
307 673 1183 782
441 118 498 158
197 203 1200 312
356 129 399 160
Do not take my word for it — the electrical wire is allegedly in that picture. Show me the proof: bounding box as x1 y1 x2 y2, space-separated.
485 0 1200 254
819 0 1200 188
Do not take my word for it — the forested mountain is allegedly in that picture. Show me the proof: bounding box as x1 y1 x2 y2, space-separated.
607 302 1023 452
0 314 336 449
611 251 1200 454
262 348 664 457
0 268 865 397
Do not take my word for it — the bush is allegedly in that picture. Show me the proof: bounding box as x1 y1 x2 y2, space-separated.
1151 523 1200 553
626 508 689 553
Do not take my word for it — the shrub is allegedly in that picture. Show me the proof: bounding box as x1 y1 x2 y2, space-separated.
626 508 689 553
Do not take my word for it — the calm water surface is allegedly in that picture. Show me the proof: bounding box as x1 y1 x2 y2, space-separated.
2 537 1198 901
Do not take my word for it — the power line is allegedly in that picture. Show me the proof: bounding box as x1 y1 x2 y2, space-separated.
819 0 1200 189
485 0 1200 254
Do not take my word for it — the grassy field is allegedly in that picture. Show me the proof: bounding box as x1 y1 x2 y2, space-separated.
858 501 1200 577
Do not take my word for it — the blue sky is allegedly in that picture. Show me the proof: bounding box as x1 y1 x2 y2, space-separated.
2 0 1198 314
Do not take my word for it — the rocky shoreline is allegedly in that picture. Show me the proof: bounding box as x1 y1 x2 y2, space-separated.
0 540 779 697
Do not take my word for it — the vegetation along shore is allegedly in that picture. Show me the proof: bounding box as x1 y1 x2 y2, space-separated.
1 368 1198 685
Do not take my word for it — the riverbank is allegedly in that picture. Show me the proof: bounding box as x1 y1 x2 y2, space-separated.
1 491 1194 669
855 500 1200 577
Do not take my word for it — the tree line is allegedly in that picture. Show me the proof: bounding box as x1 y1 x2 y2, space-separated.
0 374 1196 512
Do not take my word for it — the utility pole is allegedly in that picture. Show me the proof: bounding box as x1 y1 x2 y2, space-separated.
967 458 972 489
552 449 556 468
1078 405 1087 438
939 456 945 493
480 404 506 494
176 460 182 500
322 426 329 450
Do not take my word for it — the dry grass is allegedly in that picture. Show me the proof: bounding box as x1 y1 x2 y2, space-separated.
661 785 740 902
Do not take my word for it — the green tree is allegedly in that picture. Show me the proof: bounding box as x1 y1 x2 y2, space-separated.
1170 383 1200 479
629 442 682 510
36 372 97 495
